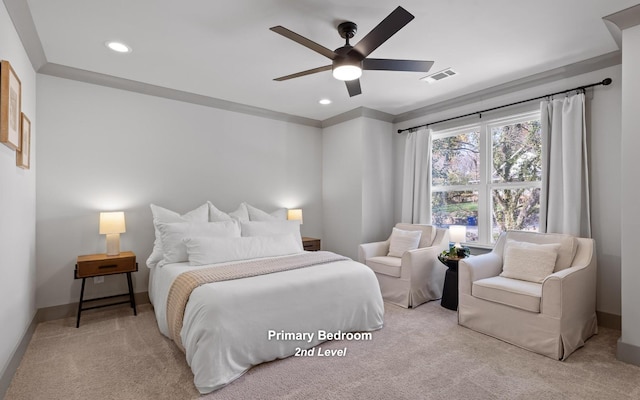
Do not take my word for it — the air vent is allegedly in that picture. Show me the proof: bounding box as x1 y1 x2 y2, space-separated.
420 68 457 84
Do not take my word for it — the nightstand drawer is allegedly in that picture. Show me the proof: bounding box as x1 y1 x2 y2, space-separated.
75 252 136 278
302 237 321 251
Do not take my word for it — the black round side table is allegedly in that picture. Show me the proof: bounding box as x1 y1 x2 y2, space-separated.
438 255 463 310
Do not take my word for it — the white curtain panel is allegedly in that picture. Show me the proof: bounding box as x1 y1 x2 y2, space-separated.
401 128 432 224
540 92 592 238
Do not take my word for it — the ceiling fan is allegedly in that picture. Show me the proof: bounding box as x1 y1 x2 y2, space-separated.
270 6 434 97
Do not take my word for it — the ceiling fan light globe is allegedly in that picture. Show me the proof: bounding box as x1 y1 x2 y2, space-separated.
332 65 362 81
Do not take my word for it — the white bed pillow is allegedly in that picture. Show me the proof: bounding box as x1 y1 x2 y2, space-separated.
388 227 422 257
157 220 240 267
245 202 287 221
240 220 303 251
147 203 209 268
207 201 250 222
207 202 233 222
184 234 303 265
228 203 250 221
500 239 561 283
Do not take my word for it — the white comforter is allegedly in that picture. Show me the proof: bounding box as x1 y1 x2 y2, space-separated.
149 253 384 394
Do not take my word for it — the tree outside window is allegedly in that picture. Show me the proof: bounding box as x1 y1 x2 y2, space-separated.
431 112 542 244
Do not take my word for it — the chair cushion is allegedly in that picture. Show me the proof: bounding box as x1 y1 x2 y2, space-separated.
395 223 436 248
387 228 422 257
500 239 560 283
472 276 542 313
504 231 577 272
366 256 402 278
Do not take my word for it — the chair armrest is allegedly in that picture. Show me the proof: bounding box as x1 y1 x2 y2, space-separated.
541 245 597 319
400 246 445 281
458 253 502 295
358 240 390 263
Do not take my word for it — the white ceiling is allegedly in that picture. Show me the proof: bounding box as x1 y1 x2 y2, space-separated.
22 0 637 121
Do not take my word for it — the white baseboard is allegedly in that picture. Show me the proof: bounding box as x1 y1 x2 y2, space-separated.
597 310 621 330
36 291 150 322
617 338 640 367
0 313 38 399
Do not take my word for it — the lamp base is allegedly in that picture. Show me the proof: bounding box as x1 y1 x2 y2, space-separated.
105 233 121 256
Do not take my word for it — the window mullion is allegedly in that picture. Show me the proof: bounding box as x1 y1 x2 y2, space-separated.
478 120 490 244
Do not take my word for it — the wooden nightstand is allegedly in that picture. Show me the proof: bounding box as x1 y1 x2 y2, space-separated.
302 237 321 251
74 251 138 328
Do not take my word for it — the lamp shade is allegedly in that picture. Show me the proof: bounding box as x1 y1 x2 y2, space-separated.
99 212 126 234
449 225 466 245
287 209 303 224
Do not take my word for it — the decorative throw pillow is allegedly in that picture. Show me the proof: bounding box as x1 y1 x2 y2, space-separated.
207 201 252 222
147 203 209 268
387 228 422 257
504 231 577 272
228 203 250 221
207 201 233 222
184 234 302 265
245 202 288 221
240 220 303 251
500 239 561 283
156 220 240 266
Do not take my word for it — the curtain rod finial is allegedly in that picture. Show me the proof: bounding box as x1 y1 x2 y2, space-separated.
602 78 612 86
397 129 403 134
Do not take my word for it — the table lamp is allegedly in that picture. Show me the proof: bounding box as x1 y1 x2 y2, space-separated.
287 209 303 224
100 211 126 256
449 225 467 248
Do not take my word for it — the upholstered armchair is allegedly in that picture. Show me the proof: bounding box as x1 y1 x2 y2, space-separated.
358 223 449 308
458 231 597 360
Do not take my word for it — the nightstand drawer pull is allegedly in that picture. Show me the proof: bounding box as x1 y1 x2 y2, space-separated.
98 264 118 269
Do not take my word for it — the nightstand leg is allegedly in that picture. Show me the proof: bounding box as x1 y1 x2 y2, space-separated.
76 277 86 328
126 272 137 316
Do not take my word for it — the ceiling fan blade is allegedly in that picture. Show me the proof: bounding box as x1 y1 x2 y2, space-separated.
345 79 362 97
274 65 332 81
352 6 414 58
363 58 434 72
270 26 336 60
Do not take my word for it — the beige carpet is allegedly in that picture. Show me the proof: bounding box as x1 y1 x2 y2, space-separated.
6 302 640 400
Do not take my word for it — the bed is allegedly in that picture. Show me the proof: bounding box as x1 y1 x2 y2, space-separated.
147 203 384 394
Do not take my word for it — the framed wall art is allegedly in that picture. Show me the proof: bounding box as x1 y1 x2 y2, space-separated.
16 113 30 169
1 60 22 150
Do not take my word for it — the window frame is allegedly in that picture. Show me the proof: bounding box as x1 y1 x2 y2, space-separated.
430 110 542 245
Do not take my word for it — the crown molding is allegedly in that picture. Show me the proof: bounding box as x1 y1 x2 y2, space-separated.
604 4 640 31
393 51 621 124
2 0 47 70
321 107 394 128
39 63 322 128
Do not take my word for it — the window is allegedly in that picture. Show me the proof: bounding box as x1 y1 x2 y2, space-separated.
431 111 542 244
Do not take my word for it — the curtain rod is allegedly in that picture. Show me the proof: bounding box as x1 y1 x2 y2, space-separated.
397 78 612 134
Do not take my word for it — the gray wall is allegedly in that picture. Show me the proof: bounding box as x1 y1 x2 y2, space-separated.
0 0 37 387
361 117 394 244
323 117 394 260
35 75 323 308
620 23 640 352
322 118 363 260
393 65 624 317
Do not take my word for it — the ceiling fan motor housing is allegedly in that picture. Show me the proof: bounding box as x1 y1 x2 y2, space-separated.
332 45 363 80
338 21 357 39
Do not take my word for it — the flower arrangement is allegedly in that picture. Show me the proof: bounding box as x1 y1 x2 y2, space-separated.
440 244 470 260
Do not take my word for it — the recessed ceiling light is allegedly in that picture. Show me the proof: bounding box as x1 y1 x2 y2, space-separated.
319 99 332 105
105 41 132 53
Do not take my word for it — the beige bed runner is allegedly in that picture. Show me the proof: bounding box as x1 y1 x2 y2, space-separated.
166 251 348 351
